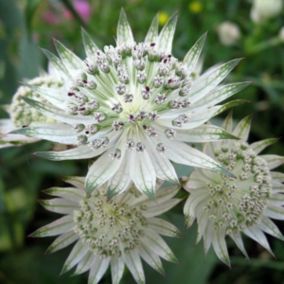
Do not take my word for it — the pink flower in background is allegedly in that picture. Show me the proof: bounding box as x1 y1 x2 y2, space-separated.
42 10 62 24
64 0 91 23
42 0 91 25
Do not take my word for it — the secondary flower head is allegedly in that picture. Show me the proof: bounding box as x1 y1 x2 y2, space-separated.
250 0 283 23
32 177 180 284
0 73 59 148
183 114 284 265
216 21 241 46
15 10 247 196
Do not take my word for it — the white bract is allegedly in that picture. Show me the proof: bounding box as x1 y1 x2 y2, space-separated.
32 177 180 284
14 10 248 196
216 21 241 46
184 114 284 265
251 0 283 23
0 73 60 148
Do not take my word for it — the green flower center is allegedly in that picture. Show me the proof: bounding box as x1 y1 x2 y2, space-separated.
10 77 61 127
73 192 146 257
206 142 271 234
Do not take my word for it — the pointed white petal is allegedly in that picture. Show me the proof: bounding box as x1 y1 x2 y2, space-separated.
164 141 226 172
145 137 178 182
22 97 96 125
194 82 250 108
44 186 84 202
129 149 156 198
148 218 179 237
42 49 70 78
157 14 178 53
175 125 237 143
202 224 214 254
251 138 278 154
264 205 284 220
143 198 181 218
46 232 78 253
185 191 208 218
63 176 85 189
139 243 164 274
272 172 284 183
233 115 252 141
243 227 273 255
35 145 102 161
188 59 241 102
32 85 66 106
12 124 78 144
54 40 85 71
144 15 159 43
260 155 284 170
230 233 248 258
117 9 135 47
183 33 207 74
212 232 230 266
63 241 89 273
41 198 78 214
88 256 110 284
123 250 145 284
107 156 131 196
141 229 176 262
111 257 125 284
130 185 179 207
31 215 74 237
158 105 221 130
222 112 234 132
258 216 284 240
75 252 95 275
85 150 124 193
81 28 99 57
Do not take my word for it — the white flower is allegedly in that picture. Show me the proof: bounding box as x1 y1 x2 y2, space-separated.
279 26 284 42
14 10 248 196
32 177 180 284
183 114 284 265
0 73 60 148
216 21 241 46
251 0 283 23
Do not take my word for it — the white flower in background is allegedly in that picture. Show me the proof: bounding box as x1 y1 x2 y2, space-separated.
216 21 241 46
0 73 60 149
279 26 284 41
250 0 283 23
32 177 180 284
183 114 284 265
14 10 248 196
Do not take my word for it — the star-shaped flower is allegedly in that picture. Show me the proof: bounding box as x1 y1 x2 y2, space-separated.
14 10 248 196
184 114 284 265
32 177 180 284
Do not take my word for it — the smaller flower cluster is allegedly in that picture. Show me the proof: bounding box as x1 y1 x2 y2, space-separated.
33 178 180 284
0 73 59 148
184 115 284 265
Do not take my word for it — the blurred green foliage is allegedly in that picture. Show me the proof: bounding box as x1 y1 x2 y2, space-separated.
0 0 284 283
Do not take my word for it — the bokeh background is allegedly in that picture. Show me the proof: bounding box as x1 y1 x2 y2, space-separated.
0 0 284 283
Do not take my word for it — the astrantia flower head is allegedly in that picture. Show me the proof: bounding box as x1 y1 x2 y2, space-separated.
32 177 180 284
15 10 248 196
0 73 60 148
183 114 284 265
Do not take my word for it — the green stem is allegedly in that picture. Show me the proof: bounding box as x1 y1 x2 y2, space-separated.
246 37 282 55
